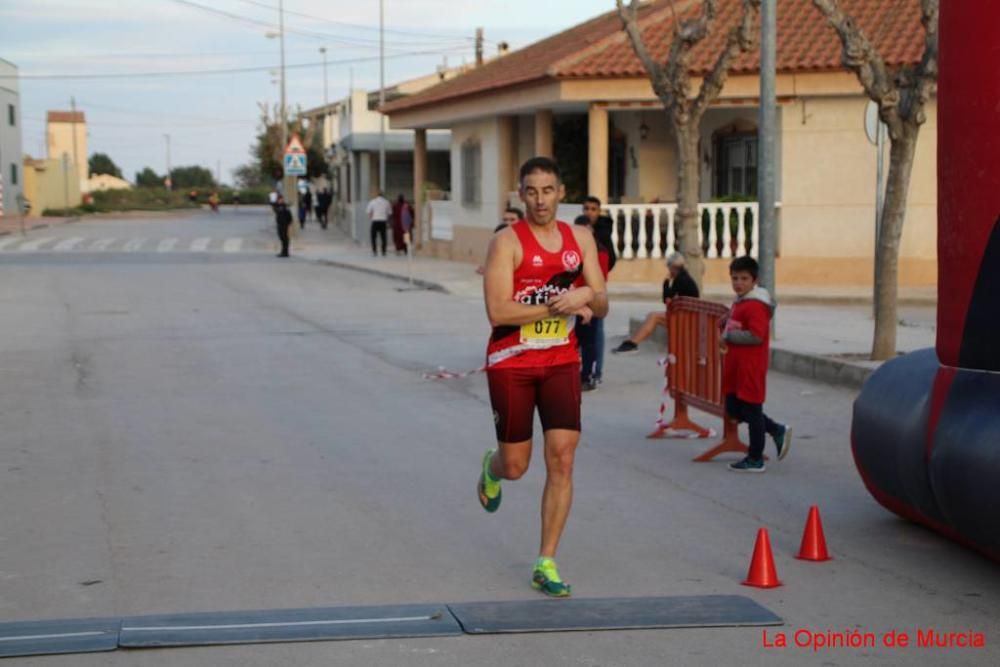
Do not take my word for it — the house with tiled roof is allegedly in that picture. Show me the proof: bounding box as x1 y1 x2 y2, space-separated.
382 0 937 288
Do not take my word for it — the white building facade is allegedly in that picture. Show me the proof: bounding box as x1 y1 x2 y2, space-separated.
0 59 23 217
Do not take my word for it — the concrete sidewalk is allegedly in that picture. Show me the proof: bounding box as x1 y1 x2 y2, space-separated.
298 233 937 389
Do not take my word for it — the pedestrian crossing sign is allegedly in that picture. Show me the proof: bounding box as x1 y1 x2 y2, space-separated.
284 152 307 176
283 133 308 176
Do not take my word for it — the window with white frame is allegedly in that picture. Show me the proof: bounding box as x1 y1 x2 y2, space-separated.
461 140 481 206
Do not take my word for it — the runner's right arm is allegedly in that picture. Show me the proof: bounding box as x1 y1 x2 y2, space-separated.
484 230 552 327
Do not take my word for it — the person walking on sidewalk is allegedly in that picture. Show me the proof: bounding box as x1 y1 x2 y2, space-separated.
573 196 615 390
274 195 292 258
391 194 412 255
612 253 699 354
720 256 792 472
478 156 608 597
366 191 392 257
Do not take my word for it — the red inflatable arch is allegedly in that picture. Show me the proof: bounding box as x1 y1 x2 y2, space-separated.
851 1 1000 560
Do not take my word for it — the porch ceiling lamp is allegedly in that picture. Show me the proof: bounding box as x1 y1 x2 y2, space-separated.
639 121 649 140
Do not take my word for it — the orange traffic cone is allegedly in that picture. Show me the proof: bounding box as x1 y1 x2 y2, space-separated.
796 505 832 561
742 528 782 588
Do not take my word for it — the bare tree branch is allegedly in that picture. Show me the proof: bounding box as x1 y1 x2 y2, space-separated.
693 0 760 116
812 0 904 135
616 0 665 91
910 0 939 125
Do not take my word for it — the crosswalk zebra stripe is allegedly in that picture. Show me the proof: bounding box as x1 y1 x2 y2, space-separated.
222 238 242 253
90 238 117 251
18 237 55 251
122 238 147 252
53 237 87 251
157 238 178 252
190 237 211 252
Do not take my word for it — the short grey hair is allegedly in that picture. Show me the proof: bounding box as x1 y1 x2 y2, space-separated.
666 252 686 267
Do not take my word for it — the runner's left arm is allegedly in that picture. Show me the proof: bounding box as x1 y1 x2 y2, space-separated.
548 230 608 318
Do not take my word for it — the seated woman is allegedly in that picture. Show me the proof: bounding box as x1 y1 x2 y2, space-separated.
612 253 699 354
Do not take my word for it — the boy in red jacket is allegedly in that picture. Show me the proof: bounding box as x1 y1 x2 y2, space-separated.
720 257 792 472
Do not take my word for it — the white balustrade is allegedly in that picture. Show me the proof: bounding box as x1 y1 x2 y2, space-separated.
605 202 765 260
427 200 455 241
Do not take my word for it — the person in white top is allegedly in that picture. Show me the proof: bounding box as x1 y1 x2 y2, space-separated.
366 192 393 257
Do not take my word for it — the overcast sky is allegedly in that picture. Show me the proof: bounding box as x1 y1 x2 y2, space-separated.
1 0 618 185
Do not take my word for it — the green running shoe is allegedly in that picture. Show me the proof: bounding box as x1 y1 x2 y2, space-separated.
478 448 502 513
531 557 571 597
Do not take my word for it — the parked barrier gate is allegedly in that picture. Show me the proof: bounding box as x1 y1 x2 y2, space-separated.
648 296 753 462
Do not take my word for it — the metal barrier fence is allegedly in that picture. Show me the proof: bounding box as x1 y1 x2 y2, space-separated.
649 296 752 462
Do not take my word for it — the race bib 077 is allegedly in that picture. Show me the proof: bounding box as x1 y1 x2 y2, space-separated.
520 317 570 348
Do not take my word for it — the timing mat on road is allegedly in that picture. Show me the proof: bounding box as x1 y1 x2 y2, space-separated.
0 595 780 658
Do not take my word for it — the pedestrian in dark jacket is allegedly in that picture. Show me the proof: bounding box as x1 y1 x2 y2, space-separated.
575 196 616 390
612 252 699 354
274 196 292 257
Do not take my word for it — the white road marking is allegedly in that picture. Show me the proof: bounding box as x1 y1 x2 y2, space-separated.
222 238 242 253
0 236 23 250
190 237 211 252
121 614 436 633
90 238 117 251
122 238 147 252
53 237 86 251
18 236 55 252
0 631 109 642
157 238 178 252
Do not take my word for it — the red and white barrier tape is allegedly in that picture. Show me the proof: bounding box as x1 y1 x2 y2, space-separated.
423 365 486 380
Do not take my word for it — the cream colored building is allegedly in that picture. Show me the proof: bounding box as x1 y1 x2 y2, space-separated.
47 110 88 193
384 0 936 287
86 173 132 192
23 155 81 213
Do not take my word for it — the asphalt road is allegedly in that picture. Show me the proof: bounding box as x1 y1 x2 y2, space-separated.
0 210 996 666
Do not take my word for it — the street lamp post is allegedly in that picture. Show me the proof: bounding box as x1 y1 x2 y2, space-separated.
758 0 777 319
378 0 386 193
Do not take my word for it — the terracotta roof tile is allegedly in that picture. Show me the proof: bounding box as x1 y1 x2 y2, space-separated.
384 0 926 115
47 110 85 123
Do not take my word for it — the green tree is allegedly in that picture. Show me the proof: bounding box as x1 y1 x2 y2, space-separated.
249 103 328 183
232 162 266 189
169 165 216 189
135 167 162 188
89 152 122 178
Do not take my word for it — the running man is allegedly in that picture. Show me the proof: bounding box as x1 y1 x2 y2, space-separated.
479 156 609 597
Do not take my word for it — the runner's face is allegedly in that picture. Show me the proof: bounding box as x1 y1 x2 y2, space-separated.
519 170 564 225
502 212 519 226
582 202 600 223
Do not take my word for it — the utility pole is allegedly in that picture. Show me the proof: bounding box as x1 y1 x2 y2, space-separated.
320 47 329 107
475 28 484 66
378 0 386 194
757 0 777 315
163 133 171 189
216 159 221 187
70 96 80 191
278 0 289 197
276 0 297 238
320 46 329 151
